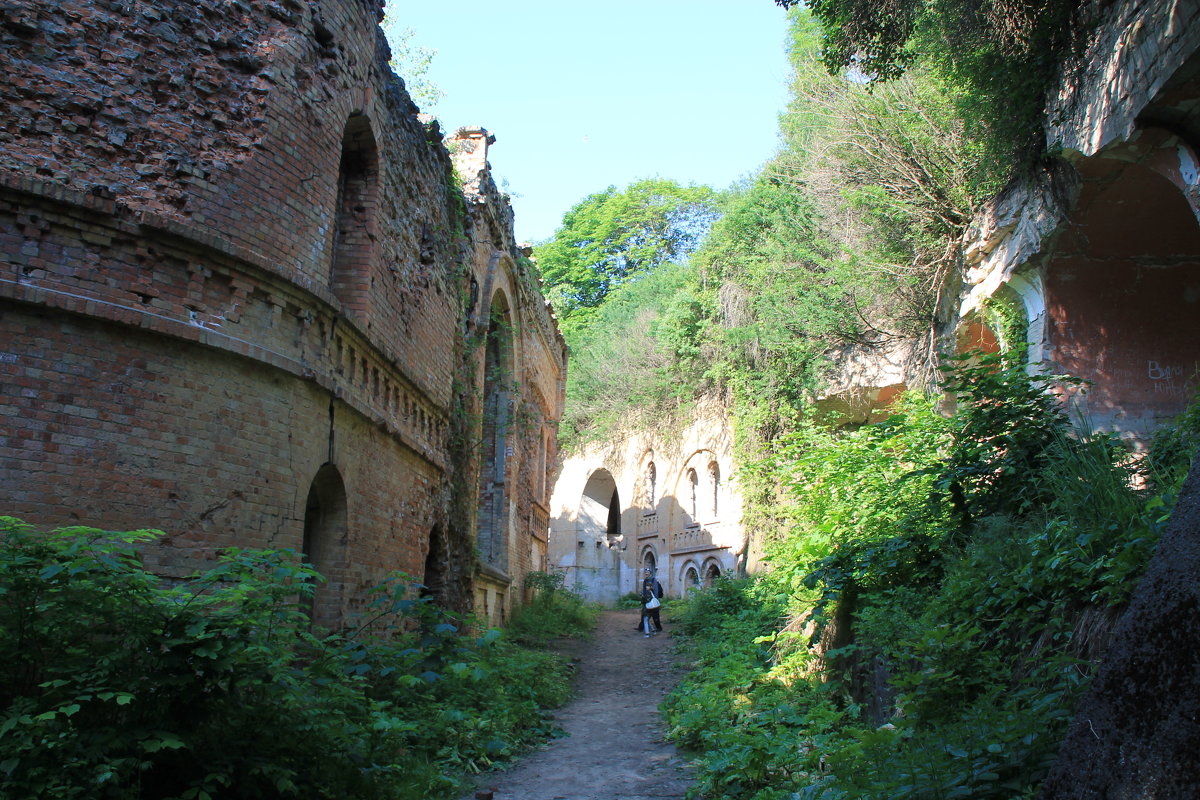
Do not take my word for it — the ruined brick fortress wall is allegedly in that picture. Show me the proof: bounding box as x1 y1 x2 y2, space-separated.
0 0 565 627
547 400 744 604
826 0 1200 444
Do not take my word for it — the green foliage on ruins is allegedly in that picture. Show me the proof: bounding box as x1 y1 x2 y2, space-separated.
0 520 579 800
662 367 1199 800
505 570 602 645
382 18 444 109
777 0 1087 179
536 6 1200 795
556 259 711 449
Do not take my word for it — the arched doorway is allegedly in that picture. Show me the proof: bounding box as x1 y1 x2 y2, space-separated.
1041 131 1200 439
422 524 447 606
642 548 657 574
574 467 622 603
703 561 721 588
302 463 347 630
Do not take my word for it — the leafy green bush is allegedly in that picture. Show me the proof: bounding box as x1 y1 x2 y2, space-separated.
503 570 599 645
0 519 572 799
1147 390 1200 490
664 361 1183 800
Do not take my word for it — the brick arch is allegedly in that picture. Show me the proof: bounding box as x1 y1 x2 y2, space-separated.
1042 144 1200 438
302 462 348 630
961 272 1048 370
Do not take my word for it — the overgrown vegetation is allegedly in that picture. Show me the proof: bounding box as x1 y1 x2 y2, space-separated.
529 3 1191 796
505 570 601 646
545 11 984 454
0 521 583 799
779 0 1087 180
663 367 1198 800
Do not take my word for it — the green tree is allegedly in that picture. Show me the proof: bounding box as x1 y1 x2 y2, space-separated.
381 19 443 109
533 178 719 332
558 261 706 447
773 0 1086 175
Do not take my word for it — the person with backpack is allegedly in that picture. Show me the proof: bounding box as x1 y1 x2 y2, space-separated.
639 568 664 637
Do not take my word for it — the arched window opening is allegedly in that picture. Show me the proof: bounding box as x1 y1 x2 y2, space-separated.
686 468 699 520
606 487 621 544
646 461 657 509
708 462 721 519
477 293 514 573
301 463 348 630
421 525 448 605
536 432 548 502
330 114 379 317
704 562 721 588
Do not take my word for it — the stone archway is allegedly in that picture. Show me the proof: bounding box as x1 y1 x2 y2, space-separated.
703 559 722 588
570 468 623 603
1042 133 1200 439
680 561 701 598
642 546 658 575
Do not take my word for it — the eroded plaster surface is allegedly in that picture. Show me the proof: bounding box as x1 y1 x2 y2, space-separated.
547 400 743 604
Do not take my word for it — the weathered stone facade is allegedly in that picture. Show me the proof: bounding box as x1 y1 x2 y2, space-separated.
0 0 565 626
955 0 1200 442
547 400 743 604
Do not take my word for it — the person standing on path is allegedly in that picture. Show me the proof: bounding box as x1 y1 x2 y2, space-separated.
640 568 664 637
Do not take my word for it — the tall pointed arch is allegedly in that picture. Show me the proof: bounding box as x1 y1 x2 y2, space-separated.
477 290 515 573
302 463 348 630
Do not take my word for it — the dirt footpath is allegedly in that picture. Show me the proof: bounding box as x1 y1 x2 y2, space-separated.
462 608 695 800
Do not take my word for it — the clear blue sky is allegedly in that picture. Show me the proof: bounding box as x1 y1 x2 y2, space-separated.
382 1 793 243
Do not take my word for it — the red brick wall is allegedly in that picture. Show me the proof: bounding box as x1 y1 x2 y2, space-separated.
0 0 567 623
1044 160 1200 438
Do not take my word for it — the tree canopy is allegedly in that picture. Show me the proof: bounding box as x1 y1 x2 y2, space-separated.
533 178 719 333
774 0 1086 175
